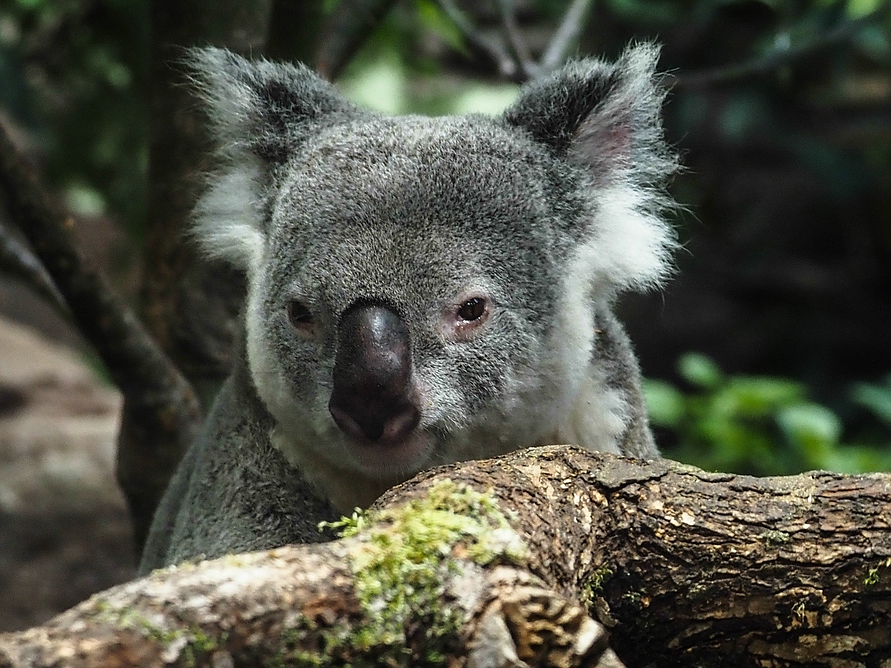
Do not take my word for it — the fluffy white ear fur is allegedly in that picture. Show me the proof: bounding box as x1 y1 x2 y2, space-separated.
569 45 678 293
191 164 266 273
188 48 265 160
585 185 676 293
550 184 674 394
505 43 678 294
186 47 359 273
187 49 271 273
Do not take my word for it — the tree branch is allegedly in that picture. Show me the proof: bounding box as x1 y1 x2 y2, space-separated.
539 0 594 73
436 0 594 81
0 119 202 554
673 8 887 90
0 217 68 318
1 446 889 666
314 0 400 80
0 469 621 668
494 0 537 78
435 0 521 80
134 0 274 551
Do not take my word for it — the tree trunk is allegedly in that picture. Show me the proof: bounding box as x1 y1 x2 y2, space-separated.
143 0 273 404
116 0 275 554
1 446 889 667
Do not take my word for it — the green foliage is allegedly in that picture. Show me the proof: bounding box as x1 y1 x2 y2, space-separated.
645 353 891 475
340 56 520 116
851 374 891 427
0 0 148 234
337 0 520 116
414 0 467 55
603 0 693 25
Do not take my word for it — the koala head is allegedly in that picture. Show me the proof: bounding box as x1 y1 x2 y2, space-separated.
189 45 676 503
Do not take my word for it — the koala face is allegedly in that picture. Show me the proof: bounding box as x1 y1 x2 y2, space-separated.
245 116 578 480
189 45 676 501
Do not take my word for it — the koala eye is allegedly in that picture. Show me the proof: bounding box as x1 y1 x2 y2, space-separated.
441 293 491 341
287 300 314 333
457 297 486 322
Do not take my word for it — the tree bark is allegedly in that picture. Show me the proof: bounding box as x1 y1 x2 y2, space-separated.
143 0 273 405
1 446 889 667
116 0 275 554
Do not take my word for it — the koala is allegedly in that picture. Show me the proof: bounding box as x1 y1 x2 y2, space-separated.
138 43 677 574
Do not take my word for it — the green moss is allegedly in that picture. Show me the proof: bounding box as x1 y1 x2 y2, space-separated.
318 479 527 666
107 480 525 668
94 601 219 668
863 558 891 586
268 628 327 668
622 590 642 604
590 566 614 591
585 566 614 599
760 529 791 547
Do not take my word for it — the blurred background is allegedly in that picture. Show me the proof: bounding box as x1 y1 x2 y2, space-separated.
0 0 889 631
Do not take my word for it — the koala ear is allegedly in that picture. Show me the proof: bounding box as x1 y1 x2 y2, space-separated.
503 42 673 189
504 43 678 292
188 46 359 163
187 48 361 273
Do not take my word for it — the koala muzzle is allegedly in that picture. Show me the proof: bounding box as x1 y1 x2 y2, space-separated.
329 304 420 444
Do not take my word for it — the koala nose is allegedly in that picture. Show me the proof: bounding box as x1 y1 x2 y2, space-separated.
329 303 420 444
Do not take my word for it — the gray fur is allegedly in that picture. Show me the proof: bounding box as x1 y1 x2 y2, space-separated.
139 44 677 574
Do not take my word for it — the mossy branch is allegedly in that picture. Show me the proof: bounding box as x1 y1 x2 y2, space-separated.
1 446 890 666
0 478 617 668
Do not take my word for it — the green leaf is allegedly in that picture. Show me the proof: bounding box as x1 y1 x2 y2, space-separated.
777 403 842 468
415 0 467 54
451 84 520 115
65 183 106 217
845 0 884 18
341 58 407 113
724 377 805 414
642 379 685 427
777 403 842 442
851 381 891 426
820 445 891 474
678 352 723 389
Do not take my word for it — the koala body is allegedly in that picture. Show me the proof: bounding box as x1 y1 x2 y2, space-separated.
139 44 677 573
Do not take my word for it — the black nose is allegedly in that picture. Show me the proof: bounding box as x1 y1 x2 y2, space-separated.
328 304 420 444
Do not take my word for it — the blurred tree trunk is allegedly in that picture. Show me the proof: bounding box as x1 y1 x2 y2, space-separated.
143 0 273 405
118 0 276 555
